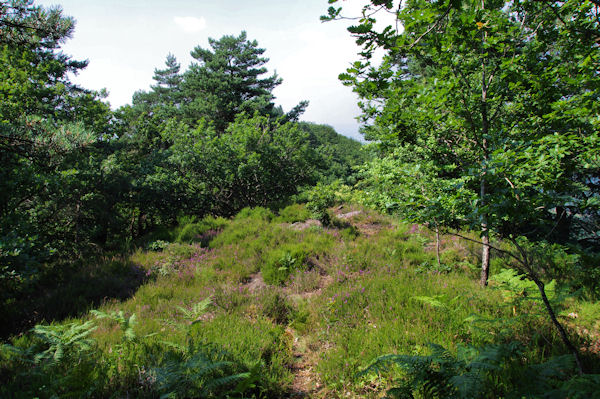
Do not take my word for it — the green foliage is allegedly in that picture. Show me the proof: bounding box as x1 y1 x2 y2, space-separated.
2 205 598 397
1 257 148 339
235 206 274 223
177 297 212 326
415 261 453 275
91 309 138 342
29 321 97 365
298 122 370 184
360 342 599 399
257 289 294 325
0 317 258 399
262 245 310 285
182 31 285 132
176 216 228 245
0 0 113 297
331 0 600 277
165 115 320 217
150 346 249 399
276 203 311 223
1 320 102 398
306 182 337 225
148 240 170 251
491 269 562 305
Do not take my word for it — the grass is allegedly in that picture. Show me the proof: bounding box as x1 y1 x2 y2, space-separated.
2 203 599 398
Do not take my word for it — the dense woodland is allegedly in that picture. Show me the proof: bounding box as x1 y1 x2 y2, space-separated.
1 0 599 398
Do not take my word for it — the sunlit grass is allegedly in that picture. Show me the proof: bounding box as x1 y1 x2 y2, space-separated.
2 203 598 398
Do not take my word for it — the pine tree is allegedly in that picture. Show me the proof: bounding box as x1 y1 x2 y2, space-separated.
181 31 282 132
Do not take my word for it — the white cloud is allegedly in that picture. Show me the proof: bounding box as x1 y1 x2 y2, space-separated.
173 16 206 33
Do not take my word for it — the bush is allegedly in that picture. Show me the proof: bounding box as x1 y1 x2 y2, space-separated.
359 342 600 399
306 183 337 226
262 245 310 285
235 207 274 222
276 203 311 223
176 216 228 244
258 289 294 325
147 240 170 251
0 317 262 399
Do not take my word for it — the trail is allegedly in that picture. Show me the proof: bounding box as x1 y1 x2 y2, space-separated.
288 327 322 398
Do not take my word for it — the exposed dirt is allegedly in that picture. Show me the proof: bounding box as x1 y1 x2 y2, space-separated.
337 210 362 220
288 328 324 398
291 219 323 231
333 207 385 237
242 272 266 292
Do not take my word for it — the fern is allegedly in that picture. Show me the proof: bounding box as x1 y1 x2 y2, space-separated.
91 309 137 342
31 321 97 365
177 296 212 326
152 345 250 398
411 295 448 309
359 342 599 399
491 268 568 306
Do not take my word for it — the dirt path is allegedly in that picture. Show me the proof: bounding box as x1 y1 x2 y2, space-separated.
288 327 324 398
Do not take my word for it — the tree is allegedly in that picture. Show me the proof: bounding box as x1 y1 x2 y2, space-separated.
164 114 320 216
130 53 183 121
325 0 599 373
298 122 371 184
326 0 599 283
0 0 112 294
0 0 74 47
182 31 304 132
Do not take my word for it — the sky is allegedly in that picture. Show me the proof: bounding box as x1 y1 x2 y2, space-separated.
35 0 385 141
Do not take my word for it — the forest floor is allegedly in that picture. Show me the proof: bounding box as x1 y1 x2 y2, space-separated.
3 203 600 398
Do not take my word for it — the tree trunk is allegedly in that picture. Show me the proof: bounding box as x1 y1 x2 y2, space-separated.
533 277 585 374
480 6 491 286
510 238 585 374
480 223 490 286
435 226 441 268
480 154 490 285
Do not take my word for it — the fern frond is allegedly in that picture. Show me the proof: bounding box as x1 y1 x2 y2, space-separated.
29 321 97 365
91 309 137 341
411 295 446 308
202 372 250 393
178 296 212 325
1 343 26 359
160 340 187 355
359 353 432 377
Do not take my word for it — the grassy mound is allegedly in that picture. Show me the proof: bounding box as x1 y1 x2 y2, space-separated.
2 204 598 398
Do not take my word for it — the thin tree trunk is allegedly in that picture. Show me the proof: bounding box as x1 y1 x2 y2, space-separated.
480 1 491 286
533 278 585 375
510 239 585 375
449 232 586 374
435 226 441 267
480 229 490 285
480 177 490 286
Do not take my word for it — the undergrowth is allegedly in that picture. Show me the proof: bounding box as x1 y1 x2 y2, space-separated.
1 203 598 398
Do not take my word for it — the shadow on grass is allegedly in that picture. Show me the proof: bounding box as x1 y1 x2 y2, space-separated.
0 258 149 339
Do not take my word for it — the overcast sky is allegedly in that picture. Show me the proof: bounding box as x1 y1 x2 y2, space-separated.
35 0 380 140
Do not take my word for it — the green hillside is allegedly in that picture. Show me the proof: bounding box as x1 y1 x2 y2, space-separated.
2 204 599 398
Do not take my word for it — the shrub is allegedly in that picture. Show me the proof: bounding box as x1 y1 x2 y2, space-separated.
276 203 311 223
306 183 337 226
147 240 170 251
176 216 228 244
262 245 310 285
165 243 197 260
359 342 600 399
258 289 294 325
234 207 274 223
